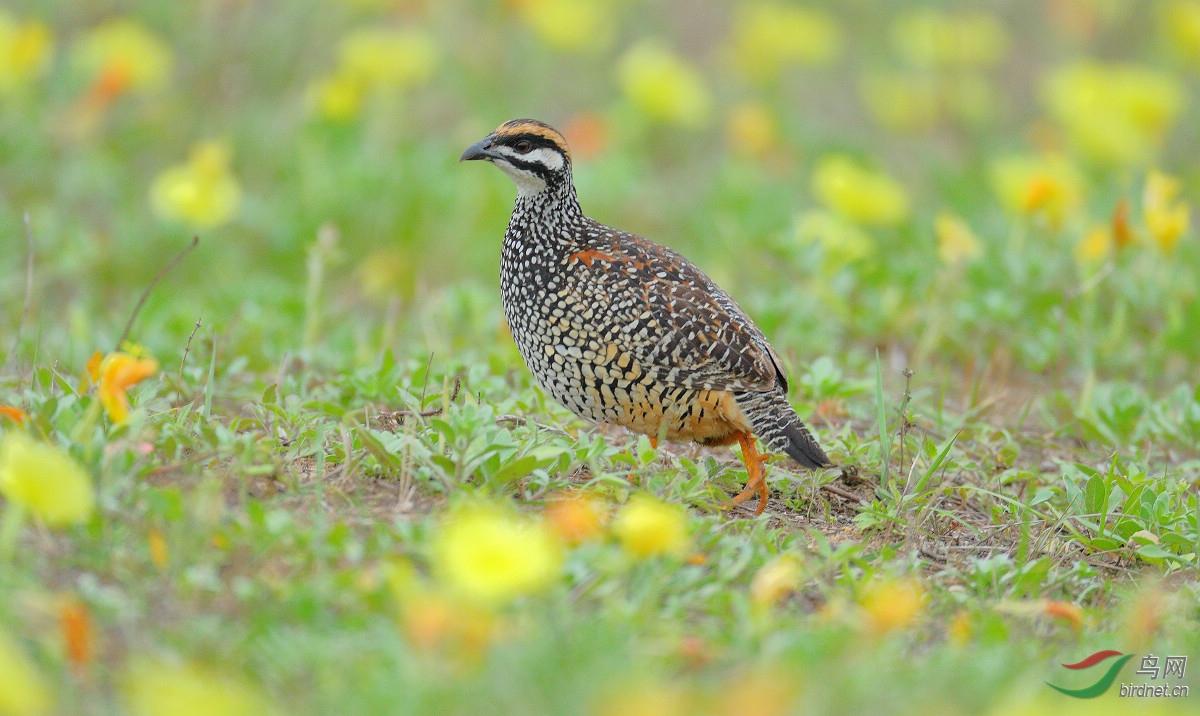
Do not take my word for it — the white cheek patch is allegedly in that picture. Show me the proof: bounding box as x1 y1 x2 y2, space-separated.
494 159 548 196
524 147 563 171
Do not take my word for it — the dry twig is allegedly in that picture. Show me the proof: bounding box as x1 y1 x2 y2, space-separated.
116 235 200 350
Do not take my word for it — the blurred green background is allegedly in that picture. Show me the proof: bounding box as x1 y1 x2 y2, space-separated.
3 3 1200 715
2 0 1198 388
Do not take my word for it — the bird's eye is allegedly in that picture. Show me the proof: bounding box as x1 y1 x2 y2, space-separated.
514 140 533 154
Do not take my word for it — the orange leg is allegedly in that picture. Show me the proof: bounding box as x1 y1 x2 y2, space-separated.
729 432 771 515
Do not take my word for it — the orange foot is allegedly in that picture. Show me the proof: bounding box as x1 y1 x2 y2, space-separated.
728 432 771 516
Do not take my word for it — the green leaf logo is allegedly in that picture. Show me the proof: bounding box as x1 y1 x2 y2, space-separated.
1046 651 1133 699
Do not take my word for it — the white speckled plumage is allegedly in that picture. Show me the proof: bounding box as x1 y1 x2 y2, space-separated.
463 119 831 503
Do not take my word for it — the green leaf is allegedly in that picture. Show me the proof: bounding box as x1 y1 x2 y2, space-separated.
356 428 404 474
1087 536 1121 551
1084 473 1107 520
1013 557 1051 598
1136 544 1172 561
1029 487 1055 507
911 429 960 494
487 454 541 486
636 435 657 466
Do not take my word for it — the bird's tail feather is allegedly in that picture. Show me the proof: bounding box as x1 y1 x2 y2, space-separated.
735 390 831 469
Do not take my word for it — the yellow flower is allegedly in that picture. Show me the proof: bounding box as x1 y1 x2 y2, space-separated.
749 554 803 609
399 588 498 657
0 629 53 716
891 9 1009 68
860 70 996 133
989 153 1084 228
594 681 690 716
306 71 364 123
1122 587 1167 652
730 1 841 82
948 611 972 646
1075 225 1114 264
1162 1 1200 66
0 11 55 94
617 40 712 128
150 141 242 228
611 493 689 558
338 27 437 89
1143 170 1191 253
726 102 780 159
795 209 874 271
94 350 158 424
515 0 614 52
432 505 562 603
1042 62 1185 166
859 578 924 636
0 432 94 527
123 660 278 716
545 492 607 544
335 0 398 8
384 558 500 657
148 527 169 569
71 18 173 98
940 72 998 127
812 155 909 227
306 27 437 121
858 71 941 133
356 247 407 303
714 668 798 716
934 211 983 265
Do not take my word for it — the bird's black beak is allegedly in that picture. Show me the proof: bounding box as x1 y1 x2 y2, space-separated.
460 137 495 162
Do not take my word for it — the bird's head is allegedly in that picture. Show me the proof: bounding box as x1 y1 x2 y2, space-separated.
460 119 572 197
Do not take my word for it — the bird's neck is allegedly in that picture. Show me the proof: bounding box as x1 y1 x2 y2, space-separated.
506 180 586 249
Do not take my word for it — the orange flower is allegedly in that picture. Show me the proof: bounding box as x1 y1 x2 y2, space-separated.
96 350 158 423
560 112 609 160
545 492 606 544
1111 197 1135 250
59 600 93 675
71 18 172 102
1041 599 1084 630
997 598 1085 631
82 350 103 387
0 406 27 425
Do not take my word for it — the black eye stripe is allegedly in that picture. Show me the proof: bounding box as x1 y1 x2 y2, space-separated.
497 156 552 176
500 133 565 156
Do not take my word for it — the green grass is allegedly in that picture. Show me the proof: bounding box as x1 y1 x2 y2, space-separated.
2 1 1200 714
